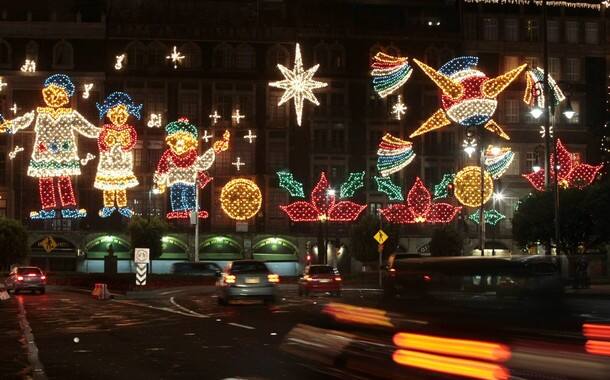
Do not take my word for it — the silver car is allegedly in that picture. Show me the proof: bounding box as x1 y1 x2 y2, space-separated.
5 266 47 294
216 260 279 305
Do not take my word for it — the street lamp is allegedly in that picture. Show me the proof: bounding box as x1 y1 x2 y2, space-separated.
530 106 544 119
562 99 575 120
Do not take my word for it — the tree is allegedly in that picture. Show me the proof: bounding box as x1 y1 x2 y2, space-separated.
349 214 398 264
429 226 463 257
127 216 169 260
0 217 30 271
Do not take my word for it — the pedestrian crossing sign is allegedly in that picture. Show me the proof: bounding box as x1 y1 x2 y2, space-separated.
373 229 388 245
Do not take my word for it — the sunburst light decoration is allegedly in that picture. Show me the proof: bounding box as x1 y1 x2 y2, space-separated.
370 52 413 98
269 43 328 126
376 133 415 177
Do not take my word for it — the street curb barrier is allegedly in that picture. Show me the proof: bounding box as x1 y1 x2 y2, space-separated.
91 283 111 300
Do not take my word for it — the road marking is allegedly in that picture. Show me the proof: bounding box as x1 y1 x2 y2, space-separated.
16 297 47 380
113 299 207 319
169 297 210 318
227 322 256 330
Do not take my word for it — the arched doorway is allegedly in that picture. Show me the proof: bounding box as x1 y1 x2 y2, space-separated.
252 237 298 262
30 235 77 272
199 236 243 261
84 235 130 273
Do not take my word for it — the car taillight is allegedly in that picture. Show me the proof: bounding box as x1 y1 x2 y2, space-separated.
334 276 342 281
423 275 432 282
268 274 280 283
27 273 37 277
41 275 46 280
17 276 24 281
224 274 236 284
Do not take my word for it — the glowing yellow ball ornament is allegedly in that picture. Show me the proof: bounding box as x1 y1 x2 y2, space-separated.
220 178 262 221
453 166 494 208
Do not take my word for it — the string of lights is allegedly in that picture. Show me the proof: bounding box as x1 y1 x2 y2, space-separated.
377 133 415 177
370 52 413 98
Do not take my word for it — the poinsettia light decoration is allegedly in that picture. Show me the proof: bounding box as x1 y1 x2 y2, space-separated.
279 172 366 222
523 139 603 191
381 177 461 224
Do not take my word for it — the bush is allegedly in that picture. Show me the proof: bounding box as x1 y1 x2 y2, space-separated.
0 217 30 270
429 226 463 257
127 216 169 259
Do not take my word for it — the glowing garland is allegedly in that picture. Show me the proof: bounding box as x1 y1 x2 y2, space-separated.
279 172 366 222
94 92 142 218
377 133 415 177
523 139 603 191
269 43 328 126
524 68 565 110
0 74 99 219
468 209 506 226
433 173 456 200
339 172 365 199
484 146 514 179
380 177 461 224
374 176 404 202
277 171 305 198
463 1 602 11
370 52 413 98
453 166 494 208
220 178 262 221
410 57 525 140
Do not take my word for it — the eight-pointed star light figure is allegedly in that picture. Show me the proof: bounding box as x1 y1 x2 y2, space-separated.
269 43 328 126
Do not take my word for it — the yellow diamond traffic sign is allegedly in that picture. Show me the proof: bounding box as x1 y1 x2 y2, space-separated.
41 236 57 253
373 229 388 245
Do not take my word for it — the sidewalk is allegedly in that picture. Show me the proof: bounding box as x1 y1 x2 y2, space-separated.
565 283 610 298
0 295 31 379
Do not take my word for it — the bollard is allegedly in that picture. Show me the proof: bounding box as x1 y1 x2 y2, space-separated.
91 283 110 300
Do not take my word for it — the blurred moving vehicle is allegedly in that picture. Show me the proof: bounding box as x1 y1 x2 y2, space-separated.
5 266 46 294
298 265 342 296
216 260 279 305
383 255 564 299
170 262 222 276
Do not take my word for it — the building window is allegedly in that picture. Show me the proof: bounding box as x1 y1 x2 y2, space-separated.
147 90 166 119
549 57 561 80
504 18 518 41
52 40 74 69
565 58 580 82
483 18 498 41
464 15 477 40
267 141 287 172
585 22 598 44
369 202 383 216
0 39 10 67
267 44 289 69
503 56 519 71
329 43 345 71
148 149 162 171
0 196 6 217
525 151 537 171
134 148 143 169
213 43 233 69
369 130 383 153
179 92 200 125
0 152 5 185
126 41 146 69
565 21 579 44
504 99 519 123
234 44 255 71
330 129 345 151
314 43 329 71
267 90 288 126
525 19 539 42
180 42 202 69
25 40 38 61
440 132 455 155
424 47 439 68
505 152 520 175
313 129 327 150
547 20 559 43
524 56 539 70
329 165 345 183
148 41 166 67
568 100 580 124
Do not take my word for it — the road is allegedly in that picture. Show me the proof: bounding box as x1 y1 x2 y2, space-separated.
2 285 610 380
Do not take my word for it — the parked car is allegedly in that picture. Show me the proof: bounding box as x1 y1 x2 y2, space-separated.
5 266 46 294
171 262 222 276
298 265 342 297
216 260 279 305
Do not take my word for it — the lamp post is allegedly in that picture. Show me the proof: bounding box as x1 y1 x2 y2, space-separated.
491 191 504 257
323 188 336 265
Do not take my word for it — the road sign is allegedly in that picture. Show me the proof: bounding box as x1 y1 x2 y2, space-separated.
135 263 147 286
134 248 150 264
41 236 57 253
373 229 388 245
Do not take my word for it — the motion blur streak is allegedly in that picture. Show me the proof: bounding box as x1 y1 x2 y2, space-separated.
393 332 511 362
583 323 610 340
586 340 610 356
392 349 509 380
324 303 393 328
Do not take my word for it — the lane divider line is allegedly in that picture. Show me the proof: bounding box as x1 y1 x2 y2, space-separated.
112 299 207 319
16 297 47 380
227 322 256 330
169 297 210 318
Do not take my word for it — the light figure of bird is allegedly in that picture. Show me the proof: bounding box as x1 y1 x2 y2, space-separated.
410 56 526 141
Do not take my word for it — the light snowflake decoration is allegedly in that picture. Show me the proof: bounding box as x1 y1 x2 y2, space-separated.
539 125 554 138
166 46 185 69
269 43 328 126
147 113 162 128
20 59 36 72
0 78 7 92
114 54 125 70
82 83 93 99
391 95 407 120
232 157 245 171
244 130 257 143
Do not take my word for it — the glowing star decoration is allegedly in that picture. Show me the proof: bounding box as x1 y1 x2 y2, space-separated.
166 46 185 69
453 166 494 208
20 59 36 72
279 172 367 222
0 78 7 92
374 176 404 202
232 109 245 125
269 43 328 126
82 83 93 99
277 171 305 198
201 130 213 143
468 209 506 226
232 157 245 171
8 146 24 160
523 139 603 191
410 56 526 140
0 74 100 220
380 177 461 224
220 178 262 221
243 130 257 144
540 125 554 138
80 153 95 165
147 113 162 128
114 54 126 70
484 146 514 179
377 133 415 177
524 68 565 110
392 95 407 120
433 173 456 200
370 52 413 98
339 172 365 199
209 110 221 125
10 103 19 115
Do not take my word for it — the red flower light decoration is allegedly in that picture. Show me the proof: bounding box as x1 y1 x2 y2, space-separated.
280 172 367 222
380 177 461 224
523 139 603 191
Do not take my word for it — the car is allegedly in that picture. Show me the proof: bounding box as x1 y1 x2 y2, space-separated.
170 262 222 276
216 260 279 305
5 266 47 294
298 265 342 297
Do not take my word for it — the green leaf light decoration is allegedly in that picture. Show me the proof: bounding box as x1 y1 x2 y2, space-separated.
340 171 365 198
433 173 456 200
277 170 305 198
374 176 404 201
468 209 506 226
